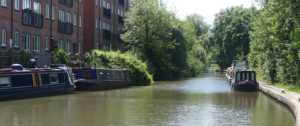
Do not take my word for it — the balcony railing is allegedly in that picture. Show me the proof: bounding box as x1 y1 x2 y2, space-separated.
103 29 111 40
118 16 124 25
22 9 32 26
32 12 43 28
103 8 111 19
119 0 124 6
58 21 73 35
58 20 65 33
65 22 73 35
22 9 43 28
59 0 73 7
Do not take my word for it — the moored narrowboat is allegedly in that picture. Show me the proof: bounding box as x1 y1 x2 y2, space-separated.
75 68 130 91
0 64 75 101
226 60 259 92
231 70 259 92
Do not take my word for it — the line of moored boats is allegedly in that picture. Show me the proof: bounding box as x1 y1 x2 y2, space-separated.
0 64 130 101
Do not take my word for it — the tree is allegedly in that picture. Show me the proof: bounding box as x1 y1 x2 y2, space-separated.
212 6 258 69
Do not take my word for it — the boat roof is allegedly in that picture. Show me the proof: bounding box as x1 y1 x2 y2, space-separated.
0 68 65 74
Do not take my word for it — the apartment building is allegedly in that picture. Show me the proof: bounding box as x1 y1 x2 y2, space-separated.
83 0 128 53
0 0 84 54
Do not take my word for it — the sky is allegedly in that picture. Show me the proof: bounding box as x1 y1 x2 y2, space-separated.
165 0 259 26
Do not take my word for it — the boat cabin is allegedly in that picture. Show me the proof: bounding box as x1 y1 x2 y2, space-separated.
0 65 75 100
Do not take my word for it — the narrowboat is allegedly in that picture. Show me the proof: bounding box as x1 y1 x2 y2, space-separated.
75 68 130 91
0 64 76 101
226 60 259 92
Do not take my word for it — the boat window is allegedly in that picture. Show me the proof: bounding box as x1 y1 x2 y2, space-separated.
251 73 255 81
236 73 240 81
49 74 59 84
117 73 121 80
242 73 245 81
0 77 11 87
247 73 249 80
107 72 111 79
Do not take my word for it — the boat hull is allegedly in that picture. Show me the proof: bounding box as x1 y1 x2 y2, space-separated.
232 83 258 92
0 85 75 101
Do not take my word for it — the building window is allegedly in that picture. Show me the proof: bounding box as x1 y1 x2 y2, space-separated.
121 10 123 17
118 27 120 34
96 17 98 28
112 4 113 13
118 9 120 16
1 29 6 47
107 2 110 9
22 34 30 51
103 22 106 29
78 42 81 53
23 0 31 9
100 19 102 29
79 16 82 27
15 32 19 47
33 36 40 52
66 12 71 23
107 23 110 31
46 5 49 18
45 37 49 50
58 40 63 50
111 24 113 33
95 42 98 49
79 0 81 2
100 0 101 7
103 0 106 8
66 41 70 53
52 6 54 20
59 10 64 21
96 0 98 6
15 0 20 10
73 14 76 26
1 0 7 7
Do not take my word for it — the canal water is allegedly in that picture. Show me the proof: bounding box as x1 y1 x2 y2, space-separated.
0 71 295 126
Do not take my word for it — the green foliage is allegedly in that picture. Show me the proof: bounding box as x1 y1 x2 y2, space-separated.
212 6 258 69
84 52 92 66
56 49 69 64
92 50 153 85
121 0 210 79
21 52 28 67
249 0 300 86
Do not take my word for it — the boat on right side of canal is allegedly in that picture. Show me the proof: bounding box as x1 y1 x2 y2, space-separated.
226 60 259 92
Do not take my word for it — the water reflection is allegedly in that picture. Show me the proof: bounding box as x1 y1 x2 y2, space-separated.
0 72 295 126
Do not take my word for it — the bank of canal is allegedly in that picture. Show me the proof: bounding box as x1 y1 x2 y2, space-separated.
0 71 295 125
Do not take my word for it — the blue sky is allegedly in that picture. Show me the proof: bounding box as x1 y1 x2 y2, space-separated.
165 0 259 26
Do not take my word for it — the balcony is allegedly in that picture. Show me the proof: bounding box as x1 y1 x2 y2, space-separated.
119 0 124 6
118 16 124 25
65 22 73 35
59 0 73 7
22 9 32 26
22 9 43 28
103 8 111 19
103 29 111 40
58 21 73 35
58 20 65 33
32 13 43 28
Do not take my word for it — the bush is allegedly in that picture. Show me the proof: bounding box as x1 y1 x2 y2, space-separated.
92 50 153 85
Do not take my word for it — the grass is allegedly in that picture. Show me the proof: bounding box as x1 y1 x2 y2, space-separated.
256 75 300 94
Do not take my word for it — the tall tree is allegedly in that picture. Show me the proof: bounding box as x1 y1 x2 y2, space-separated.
212 6 258 69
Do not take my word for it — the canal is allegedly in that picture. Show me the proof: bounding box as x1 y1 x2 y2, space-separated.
0 71 295 126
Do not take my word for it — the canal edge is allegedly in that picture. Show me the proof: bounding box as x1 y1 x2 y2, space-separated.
258 81 300 126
